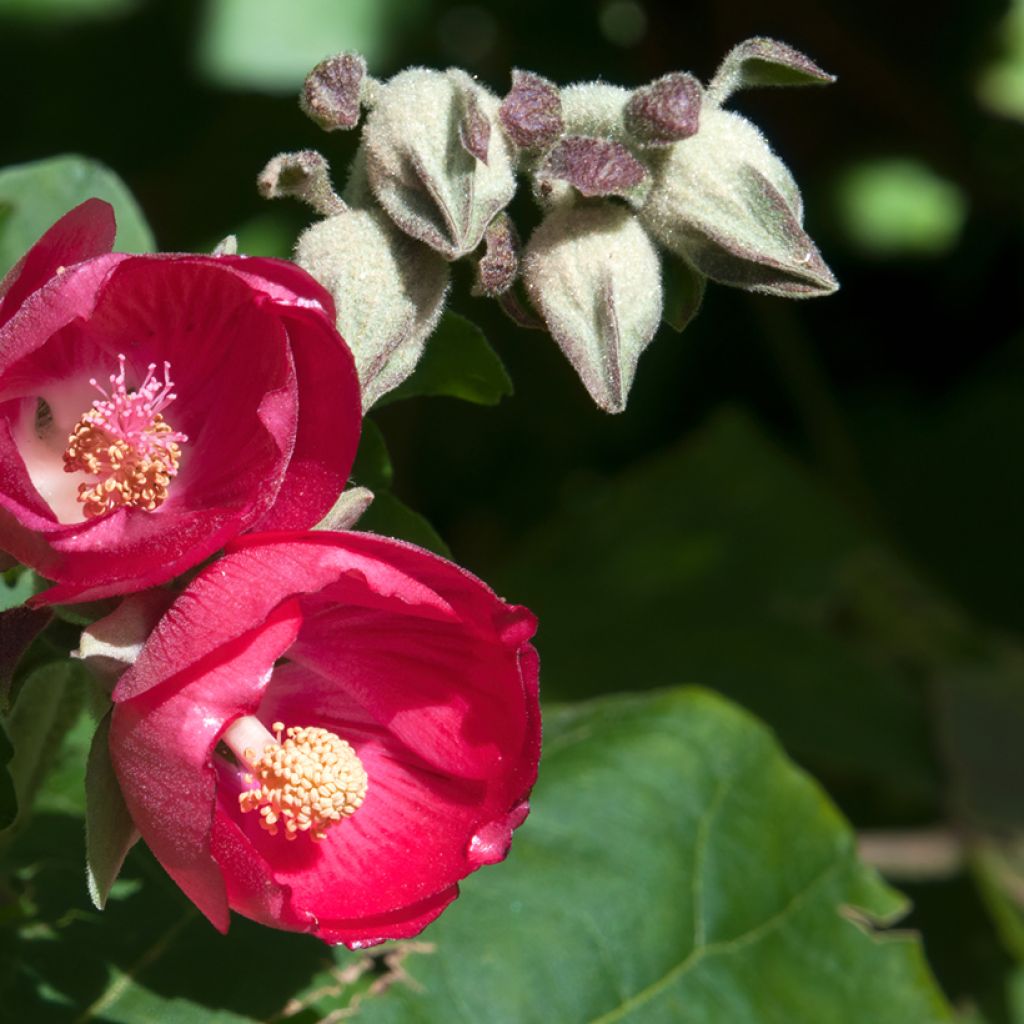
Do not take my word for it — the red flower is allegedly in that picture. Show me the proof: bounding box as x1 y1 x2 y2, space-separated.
108 532 540 947
0 200 361 604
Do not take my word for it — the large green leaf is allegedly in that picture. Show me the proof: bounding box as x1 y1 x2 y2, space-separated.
0 155 154 278
0 689 951 1023
335 690 950 1024
496 409 941 799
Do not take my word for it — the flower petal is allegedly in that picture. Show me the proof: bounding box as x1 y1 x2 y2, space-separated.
110 598 303 932
0 199 116 332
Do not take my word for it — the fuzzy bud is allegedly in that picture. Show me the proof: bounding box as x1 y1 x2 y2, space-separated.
314 486 374 531
302 52 368 130
73 591 176 687
640 108 837 297
295 206 450 407
626 72 702 145
523 203 662 413
363 67 517 260
474 212 520 297
560 82 631 140
499 70 563 150
257 150 346 216
537 136 649 202
708 37 835 106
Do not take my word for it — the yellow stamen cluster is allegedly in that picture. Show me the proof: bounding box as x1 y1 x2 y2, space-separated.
63 414 183 517
238 722 368 842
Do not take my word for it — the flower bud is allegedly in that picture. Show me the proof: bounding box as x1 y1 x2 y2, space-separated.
73 591 175 687
301 52 368 131
257 150 345 216
499 70 563 150
560 82 631 140
523 203 662 413
473 212 520 297
536 136 649 203
640 108 837 297
363 68 517 260
625 72 702 145
295 206 450 407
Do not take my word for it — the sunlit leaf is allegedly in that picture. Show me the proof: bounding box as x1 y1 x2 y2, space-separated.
3 661 88 828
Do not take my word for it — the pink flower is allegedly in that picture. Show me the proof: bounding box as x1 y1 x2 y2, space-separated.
109 531 540 947
0 200 361 604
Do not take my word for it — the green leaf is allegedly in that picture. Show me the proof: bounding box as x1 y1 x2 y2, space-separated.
0 155 155 278
0 567 43 612
1013 967 1024 1023
662 256 706 332
196 0 430 93
973 839 1024 968
86 712 139 910
0 605 53 712
334 689 951 1023
0 720 15 831
495 409 941 799
351 418 394 492
376 312 513 407
3 661 88 829
357 492 451 558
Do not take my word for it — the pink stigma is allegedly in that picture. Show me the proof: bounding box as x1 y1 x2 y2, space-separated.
63 354 189 517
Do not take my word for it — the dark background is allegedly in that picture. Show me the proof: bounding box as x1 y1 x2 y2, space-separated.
3 0 1023 1017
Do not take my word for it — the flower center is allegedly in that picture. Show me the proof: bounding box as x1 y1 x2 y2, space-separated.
225 717 368 842
62 354 188 518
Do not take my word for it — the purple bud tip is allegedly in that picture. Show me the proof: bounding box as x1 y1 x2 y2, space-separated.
626 72 702 145
460 92 493 165
302 52 367 131
499 70 564 150
475 213 520 297
541 136 648 197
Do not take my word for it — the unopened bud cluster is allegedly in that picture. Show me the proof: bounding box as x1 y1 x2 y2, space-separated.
261 38 837 413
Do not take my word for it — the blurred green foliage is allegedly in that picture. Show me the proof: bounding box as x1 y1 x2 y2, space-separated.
836 158 967 256
197 0 430 92
978 0 1024 121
